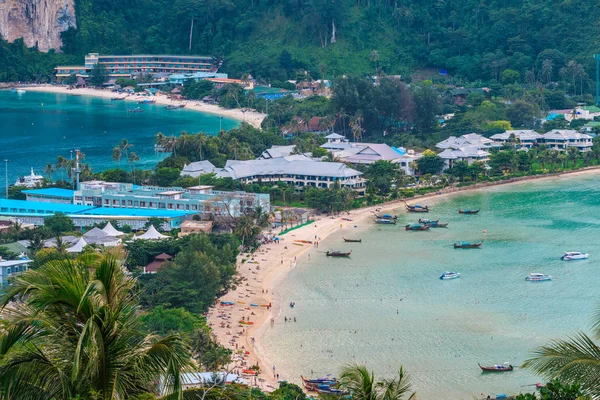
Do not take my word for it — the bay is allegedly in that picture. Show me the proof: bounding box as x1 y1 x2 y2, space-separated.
0 90 238 189
259 174 600 399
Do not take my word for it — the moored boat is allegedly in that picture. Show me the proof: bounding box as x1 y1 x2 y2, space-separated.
406 204 429 213
374 218 397 224
110 96 125 101
343 237 362 243
138 98 156 104
14 167 44 188
440 271 461 280
525 273 552 282
374 213 397 219
430 221 448 228
561 251 589 260
127 107 144 113
478 363 513 372
326 250 352 257
165 104 185 109
418 219 439 224
405 223 430 231
453 242 482 249
458 209 480 214
16 89 26 94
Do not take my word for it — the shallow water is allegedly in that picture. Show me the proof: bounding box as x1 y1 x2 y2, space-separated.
0 90 238 189
260 175 600 399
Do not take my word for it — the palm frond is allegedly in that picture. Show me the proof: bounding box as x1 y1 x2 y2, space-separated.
522 332 600 397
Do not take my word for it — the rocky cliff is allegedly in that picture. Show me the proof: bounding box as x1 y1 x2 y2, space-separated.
0 0 76 52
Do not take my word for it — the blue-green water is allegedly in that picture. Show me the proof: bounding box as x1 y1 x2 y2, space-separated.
0 90 238 189
259 175 600 399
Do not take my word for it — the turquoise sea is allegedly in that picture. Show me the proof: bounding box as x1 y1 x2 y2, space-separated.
0 90 238 191
259 175 600 399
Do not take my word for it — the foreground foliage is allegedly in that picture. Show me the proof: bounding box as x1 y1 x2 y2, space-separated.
0 249 192 400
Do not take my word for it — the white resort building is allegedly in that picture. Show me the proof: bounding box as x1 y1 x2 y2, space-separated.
540 130 593 152
180 154 366 195
490 130 543 149
435 133 492 169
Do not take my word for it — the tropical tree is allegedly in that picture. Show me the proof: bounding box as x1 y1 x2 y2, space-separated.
234 215 259 250
522 305 600 398
0 249 192 399
566 146 580 168
339 363 416 400
252 206 271 228
44 163 54 181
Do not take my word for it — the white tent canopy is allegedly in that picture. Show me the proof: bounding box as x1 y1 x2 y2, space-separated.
102 222 124 237
134 225 169 240
83 227 108 239
66 237 88 253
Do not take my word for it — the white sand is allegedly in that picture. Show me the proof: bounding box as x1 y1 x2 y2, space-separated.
24 85 267 129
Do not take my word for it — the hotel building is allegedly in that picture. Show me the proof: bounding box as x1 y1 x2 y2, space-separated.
55 53 217 79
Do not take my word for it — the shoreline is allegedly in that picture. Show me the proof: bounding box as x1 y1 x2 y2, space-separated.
19 85 267 129
206 165 600 392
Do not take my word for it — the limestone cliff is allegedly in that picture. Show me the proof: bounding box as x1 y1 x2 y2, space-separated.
0 0 76 52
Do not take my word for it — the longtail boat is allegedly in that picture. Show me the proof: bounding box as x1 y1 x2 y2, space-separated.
326 250 352 257
343 237 362 243
374 213 397 219
458 209 479 214
454 242 482 249
374 218 397 224
418 219 439 224
430 221 448 228
301 376 337 391
406 204 429 213
405 223 430 231
478 363 513 372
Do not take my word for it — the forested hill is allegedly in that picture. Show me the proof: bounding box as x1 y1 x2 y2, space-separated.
3 0 600 82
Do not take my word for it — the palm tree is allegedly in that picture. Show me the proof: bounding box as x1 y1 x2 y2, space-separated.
541 58 553 83
234 215 257 250
54 235 67 255
566 146 580 168
253 206 270 229
112 146 122 166
56 156 67 181
339 363 416 400
323 151 341 162
522 306 600 397
0 249 191 399
27 233 45 254
44 163 54 181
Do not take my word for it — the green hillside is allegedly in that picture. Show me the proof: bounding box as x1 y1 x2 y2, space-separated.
2 0 600 84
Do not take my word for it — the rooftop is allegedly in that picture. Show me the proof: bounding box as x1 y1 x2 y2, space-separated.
0 200 95 215
79 207 194 218
219 156 362 179
22 188 76 198
0 259 33 267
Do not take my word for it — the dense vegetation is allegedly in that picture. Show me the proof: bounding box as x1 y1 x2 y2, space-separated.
2 0 600 88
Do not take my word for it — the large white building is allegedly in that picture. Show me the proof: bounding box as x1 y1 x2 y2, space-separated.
540 130 593 151
490 130 543 149
490 130 592 152
436 133 491 169
180 155 366 195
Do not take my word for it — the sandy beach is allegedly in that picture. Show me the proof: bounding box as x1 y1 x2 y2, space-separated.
205 166 600 391
23 85 267 129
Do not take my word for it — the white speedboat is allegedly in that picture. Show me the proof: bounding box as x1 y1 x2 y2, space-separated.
14 167 44 188
525 273 552 282
561 251 589 261
16 89 26 94
440 271 461 280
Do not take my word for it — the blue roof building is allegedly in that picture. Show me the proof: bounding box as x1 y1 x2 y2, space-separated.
23 188 75 204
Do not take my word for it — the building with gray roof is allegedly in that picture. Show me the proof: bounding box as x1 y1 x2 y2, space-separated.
216 155 365 194
490 130 543 149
